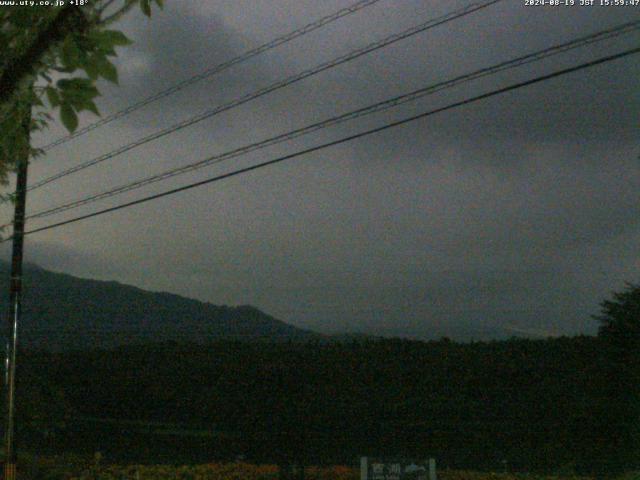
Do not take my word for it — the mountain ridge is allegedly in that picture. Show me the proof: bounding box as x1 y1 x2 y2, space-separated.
0 261 317 351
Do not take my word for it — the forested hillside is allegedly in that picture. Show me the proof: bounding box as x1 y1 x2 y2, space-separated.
0 262 314 350
15 336 629 476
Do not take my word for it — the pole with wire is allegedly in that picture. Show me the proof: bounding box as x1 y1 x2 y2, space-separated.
3 103 30 480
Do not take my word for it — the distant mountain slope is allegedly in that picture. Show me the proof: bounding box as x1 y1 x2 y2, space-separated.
0 262 316 350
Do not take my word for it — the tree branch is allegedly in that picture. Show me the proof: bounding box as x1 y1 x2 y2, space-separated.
0 6 90 107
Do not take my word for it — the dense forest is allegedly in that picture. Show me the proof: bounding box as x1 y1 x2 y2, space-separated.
13 332 638 477
2 270 636 477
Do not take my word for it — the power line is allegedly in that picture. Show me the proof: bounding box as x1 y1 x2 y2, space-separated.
27 0 502 191
13 45 639 240
20 20 640 223
36 0 385 152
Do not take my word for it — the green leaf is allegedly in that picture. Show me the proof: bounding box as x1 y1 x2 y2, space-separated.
84 60 100 80
53 66 76 74
80 100 100 116
9 8 34 28
100 30 132 46
57 78 100 104
61 37 82 69
45 87 60 107
60 104 78 133
140 0 151 17
87 101 100 116
154 0 164 7
97 58 118 84
57 77 93 90
71 92 101 116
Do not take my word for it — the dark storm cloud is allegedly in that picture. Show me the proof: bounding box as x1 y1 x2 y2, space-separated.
105 3 263 116
13 0 640 340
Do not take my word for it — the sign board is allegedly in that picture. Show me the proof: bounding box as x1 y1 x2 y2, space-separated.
360 458 436 480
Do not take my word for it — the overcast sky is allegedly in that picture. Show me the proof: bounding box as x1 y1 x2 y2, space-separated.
3 0 639 340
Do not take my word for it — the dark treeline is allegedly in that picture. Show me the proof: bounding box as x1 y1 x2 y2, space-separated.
12 333 636 476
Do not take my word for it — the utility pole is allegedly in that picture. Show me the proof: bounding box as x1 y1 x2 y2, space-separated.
3 104 30 480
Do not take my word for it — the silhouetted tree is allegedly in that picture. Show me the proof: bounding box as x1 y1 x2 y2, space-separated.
596 283 640 344
591 283 640 477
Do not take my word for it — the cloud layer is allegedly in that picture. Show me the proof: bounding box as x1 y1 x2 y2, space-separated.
8 0 639 340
